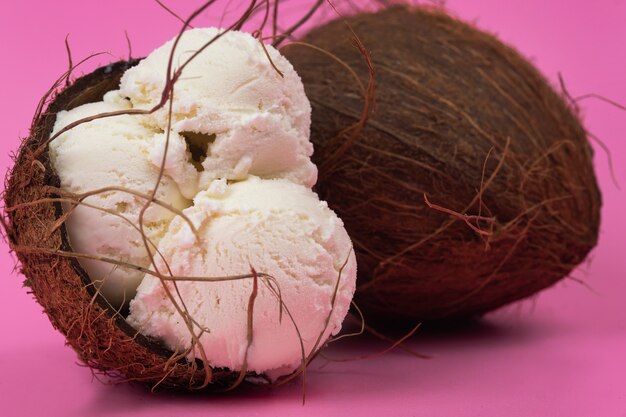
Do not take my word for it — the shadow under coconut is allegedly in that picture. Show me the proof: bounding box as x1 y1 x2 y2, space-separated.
77 356 418 414
71 311 570 414
416 316 546 343
329 317 536 354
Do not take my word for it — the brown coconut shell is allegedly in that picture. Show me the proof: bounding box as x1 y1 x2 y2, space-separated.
3 61 247 390
283 6 601 321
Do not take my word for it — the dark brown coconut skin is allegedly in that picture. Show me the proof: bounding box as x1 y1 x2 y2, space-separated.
3 61 244 390
284 6 601 321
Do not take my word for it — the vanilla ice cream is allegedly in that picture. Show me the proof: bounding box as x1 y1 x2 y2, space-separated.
120 27 317 194
50 27 357 379
49 91 189 306
127 177 356 377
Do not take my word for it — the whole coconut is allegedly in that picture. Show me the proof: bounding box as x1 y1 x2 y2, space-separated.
283 6 601 321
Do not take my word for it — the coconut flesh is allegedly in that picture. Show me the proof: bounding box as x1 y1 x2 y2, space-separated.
3 27 358 389
283 6 601 322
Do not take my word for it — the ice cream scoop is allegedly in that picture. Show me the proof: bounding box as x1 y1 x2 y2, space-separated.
120 27 317 194
127 177 356 377
49 91 189 306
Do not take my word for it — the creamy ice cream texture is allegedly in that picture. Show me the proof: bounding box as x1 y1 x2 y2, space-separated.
50 92 189 306
128 177 356 376
119 27 317 195
49 28 356 377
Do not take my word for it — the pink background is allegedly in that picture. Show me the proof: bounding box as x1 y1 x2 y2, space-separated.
1 1 624 416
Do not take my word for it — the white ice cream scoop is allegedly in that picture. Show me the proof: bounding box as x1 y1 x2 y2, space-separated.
49 92 189 307
127 177 356 378
120 27 317 194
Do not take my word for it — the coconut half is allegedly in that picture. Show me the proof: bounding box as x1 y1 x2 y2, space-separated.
4 61 248 390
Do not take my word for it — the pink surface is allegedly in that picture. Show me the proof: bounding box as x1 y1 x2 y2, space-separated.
1 1 624 416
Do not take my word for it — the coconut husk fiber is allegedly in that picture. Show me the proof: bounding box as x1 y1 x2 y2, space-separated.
283 6 601 322
2 61 249 390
